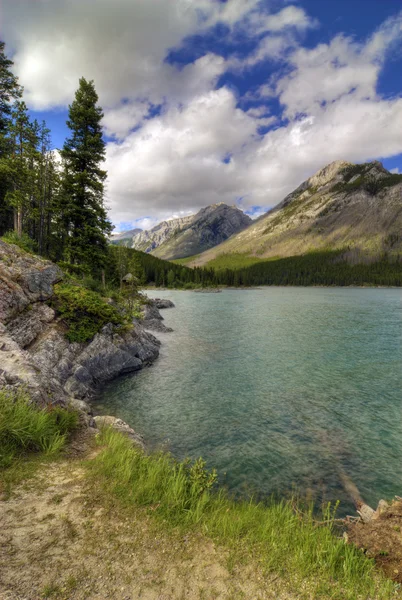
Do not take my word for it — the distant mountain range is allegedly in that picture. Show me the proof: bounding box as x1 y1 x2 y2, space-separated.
112 203 252 260
187 160 402 268
111 228 143 244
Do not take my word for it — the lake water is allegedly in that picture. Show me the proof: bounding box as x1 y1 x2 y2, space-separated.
95 288 402 514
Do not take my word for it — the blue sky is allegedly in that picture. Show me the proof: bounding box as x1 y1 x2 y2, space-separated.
3 0 402 231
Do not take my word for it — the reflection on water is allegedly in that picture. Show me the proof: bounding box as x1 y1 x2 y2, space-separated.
95 287 402 514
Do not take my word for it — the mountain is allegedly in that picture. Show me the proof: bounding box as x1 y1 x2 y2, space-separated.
188 161 402 267
110 228 143 246
128 203 252 260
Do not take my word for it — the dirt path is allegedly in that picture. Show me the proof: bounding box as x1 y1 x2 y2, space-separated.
0 459 296 600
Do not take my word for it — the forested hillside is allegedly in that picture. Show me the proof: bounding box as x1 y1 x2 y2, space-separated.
0 41 111 276
109 246 402 288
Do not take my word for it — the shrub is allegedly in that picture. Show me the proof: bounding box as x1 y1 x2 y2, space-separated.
1 231 38 253
50 283 125 343
0 389 78 469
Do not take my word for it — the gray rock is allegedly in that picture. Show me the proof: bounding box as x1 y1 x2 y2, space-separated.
0 326 67 406
0 241 62 324
7 304 55 348
68 398 92 414
30 321 160 400
141 303 173 333
153 298 175 309
0 241 162 442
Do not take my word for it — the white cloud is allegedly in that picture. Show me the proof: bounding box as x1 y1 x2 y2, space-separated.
105 87 258 223
3 1 402 227
3 0 228 111
390 168 401 174
259 6 317 33
276 12 402 118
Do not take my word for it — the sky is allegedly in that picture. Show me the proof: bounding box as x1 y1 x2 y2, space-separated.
2 0 402 233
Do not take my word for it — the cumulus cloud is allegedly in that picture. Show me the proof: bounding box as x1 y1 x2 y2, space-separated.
105 87 258 223
276 12 402 118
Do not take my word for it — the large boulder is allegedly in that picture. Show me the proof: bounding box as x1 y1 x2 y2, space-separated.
153 298 175 309
0 241 62 324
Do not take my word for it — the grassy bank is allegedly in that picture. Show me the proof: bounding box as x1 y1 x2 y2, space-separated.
88 427 397 600
0 390 79 490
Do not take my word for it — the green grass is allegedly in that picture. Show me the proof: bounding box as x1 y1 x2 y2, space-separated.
1 230 38 253
206 253 265 271
0 389 78 470
88 428 396 599
171 254 201 266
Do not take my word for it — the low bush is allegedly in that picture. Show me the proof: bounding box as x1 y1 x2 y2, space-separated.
89 428 395 599
50 283 125 343
0 389 78 469
1 231 38 253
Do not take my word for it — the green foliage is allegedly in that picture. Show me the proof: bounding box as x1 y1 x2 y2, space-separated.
0 389 78 469
1 230 37 253
376 173 402 191
50 283 124 343
89 428 395 599
107 245 402 289
341 163 372 183
59 77 111 271
206 253 265 271
57 261 89 278
208 250 402 287
332 165 402 197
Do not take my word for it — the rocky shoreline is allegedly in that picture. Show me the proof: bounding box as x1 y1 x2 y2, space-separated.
0 240 174 439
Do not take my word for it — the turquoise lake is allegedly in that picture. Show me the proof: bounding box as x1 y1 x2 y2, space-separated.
95 288 402 514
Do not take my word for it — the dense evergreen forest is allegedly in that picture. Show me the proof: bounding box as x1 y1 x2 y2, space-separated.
0 41 111 274
109 247 402 288
1 40 401 289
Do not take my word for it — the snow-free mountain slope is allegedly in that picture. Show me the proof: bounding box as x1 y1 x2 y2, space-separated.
127 203 252 260
189 161 402 267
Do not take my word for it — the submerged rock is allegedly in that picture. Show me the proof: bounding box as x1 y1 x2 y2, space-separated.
153 298 175 309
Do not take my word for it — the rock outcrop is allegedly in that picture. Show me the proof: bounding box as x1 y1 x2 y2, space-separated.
127 203 252 260
153 298 175 309
141 301 173 333
0 241 161 408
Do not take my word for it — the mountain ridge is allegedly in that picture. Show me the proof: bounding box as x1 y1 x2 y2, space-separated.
188 160 402 267
122 203 252 260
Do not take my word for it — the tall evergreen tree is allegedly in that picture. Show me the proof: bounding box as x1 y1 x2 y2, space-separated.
6 100 39 236
60 77 111 271
0 41 22 234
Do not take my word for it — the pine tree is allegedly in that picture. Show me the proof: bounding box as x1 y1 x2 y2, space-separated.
60 77 111 272
6 101 39 236
0 41 22 234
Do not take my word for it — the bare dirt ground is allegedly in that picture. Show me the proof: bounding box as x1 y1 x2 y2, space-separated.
0 455 296 600
347 499 402 585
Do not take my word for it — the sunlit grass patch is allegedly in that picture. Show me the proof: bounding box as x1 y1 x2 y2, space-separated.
0 389 78 470
88 427 396 599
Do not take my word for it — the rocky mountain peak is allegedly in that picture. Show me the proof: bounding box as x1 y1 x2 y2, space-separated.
124 203 251 260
